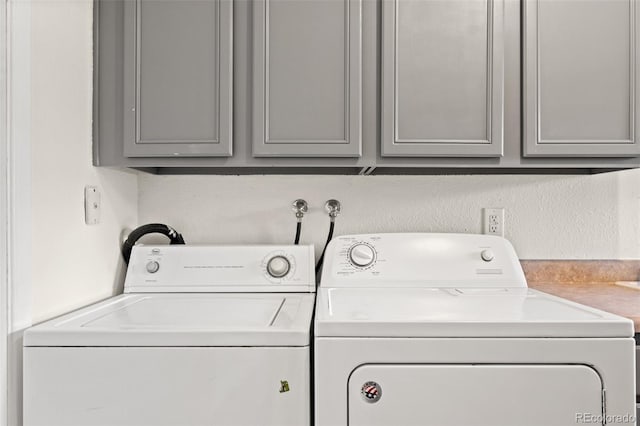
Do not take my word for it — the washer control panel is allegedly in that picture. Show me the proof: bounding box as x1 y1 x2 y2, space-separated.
125 244 315 293
320 233 527 289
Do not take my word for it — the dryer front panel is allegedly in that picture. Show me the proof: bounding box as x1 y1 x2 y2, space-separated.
348 364 603 426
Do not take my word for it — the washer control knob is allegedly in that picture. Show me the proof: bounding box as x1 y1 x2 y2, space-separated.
267 256 290 278
349 244 376 267
481 249 495 262
146 260 160 273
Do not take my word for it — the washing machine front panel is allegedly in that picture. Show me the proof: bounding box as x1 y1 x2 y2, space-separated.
348 364 603 426
24 346 310 426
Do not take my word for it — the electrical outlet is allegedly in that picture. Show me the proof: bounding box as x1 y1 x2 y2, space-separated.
483 208 505 237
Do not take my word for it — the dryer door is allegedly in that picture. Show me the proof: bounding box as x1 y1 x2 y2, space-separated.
348 364 603 426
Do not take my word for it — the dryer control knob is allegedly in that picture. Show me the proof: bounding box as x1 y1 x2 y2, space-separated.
267 256 290 278
481 249 495 262
146 260 160 273
349 244 376 267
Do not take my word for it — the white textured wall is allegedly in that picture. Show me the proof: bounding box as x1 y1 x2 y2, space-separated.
31 0 138 323
138 171 640 260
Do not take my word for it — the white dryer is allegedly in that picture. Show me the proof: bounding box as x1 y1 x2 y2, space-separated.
315 234 637 426
24 244 315 426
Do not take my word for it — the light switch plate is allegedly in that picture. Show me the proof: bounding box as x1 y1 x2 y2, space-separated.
84 186 101 225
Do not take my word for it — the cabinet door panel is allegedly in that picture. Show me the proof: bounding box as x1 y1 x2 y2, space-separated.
123 0 232 157
524 0 640 157
253 0 362 157
382 0 504 157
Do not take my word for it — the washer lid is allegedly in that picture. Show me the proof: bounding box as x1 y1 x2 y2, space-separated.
314 288 634 338
24 293 315 347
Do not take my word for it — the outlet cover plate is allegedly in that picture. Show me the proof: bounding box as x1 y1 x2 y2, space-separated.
483 208 505 237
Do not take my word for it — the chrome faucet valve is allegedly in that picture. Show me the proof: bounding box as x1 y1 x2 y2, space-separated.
325 199 341 221
292 199 308 222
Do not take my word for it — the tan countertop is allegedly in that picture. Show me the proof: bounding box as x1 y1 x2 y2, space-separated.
521 260 640 334
529 281 640 332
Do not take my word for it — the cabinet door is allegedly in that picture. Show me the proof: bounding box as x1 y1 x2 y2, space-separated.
524 0 640 157
381 0 504 157
123 0 232 157
252 0 362 157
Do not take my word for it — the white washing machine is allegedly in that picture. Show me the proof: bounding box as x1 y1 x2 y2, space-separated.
24 244 315 426
315 233 637 426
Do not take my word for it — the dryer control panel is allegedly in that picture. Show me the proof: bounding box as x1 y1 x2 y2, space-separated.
320 233 527 288
125 244 316 293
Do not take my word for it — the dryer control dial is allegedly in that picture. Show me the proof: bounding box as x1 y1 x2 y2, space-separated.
349 244 376 268
266 256 291 278
481 249 495 262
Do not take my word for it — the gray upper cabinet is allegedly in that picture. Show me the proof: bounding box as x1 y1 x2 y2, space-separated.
523 0 640 157
123 0 233 157
95 0 640 171
252 0 362 157
381 0 505 157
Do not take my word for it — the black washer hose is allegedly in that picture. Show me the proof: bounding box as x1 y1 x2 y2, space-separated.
294 221 302 245
315 220 335 275
122 223 185 264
